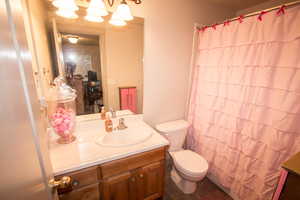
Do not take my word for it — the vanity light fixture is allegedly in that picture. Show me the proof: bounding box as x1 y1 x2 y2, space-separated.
52 0 140 25
109 11 127 26
113 0 133 21
67 36 79 44
86 0 108 16
56 9 78 19
85 15 104 22
85 0 107 22
52 0 79 19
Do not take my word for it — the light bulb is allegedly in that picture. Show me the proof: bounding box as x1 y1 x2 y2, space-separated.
85 15 104 23
109 18 127 26
86 8 108 17
68 53 76 61
109 12 127 26
86 0 108 16
52 0 79 11
68 37 79 44
56 8 78 19
115 1 133 21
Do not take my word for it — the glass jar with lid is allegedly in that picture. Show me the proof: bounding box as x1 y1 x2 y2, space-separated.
47 76 77 144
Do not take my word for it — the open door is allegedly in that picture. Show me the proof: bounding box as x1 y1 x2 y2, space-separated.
52 18 65 77
0 1 61 199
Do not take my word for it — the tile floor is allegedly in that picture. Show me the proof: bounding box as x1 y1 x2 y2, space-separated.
164 158 233 200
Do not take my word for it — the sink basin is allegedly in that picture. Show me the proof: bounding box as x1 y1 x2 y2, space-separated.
96 121 153 147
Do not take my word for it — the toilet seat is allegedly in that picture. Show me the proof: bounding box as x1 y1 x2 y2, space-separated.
171 150 208 177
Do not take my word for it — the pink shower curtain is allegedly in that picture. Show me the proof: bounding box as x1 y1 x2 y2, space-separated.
187 5 300 200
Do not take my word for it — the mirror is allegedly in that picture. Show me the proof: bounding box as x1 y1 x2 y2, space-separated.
61 33 103 115
27 1 144 116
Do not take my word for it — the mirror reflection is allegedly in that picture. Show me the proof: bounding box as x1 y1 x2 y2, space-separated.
34 1 144 116
61 33 103 115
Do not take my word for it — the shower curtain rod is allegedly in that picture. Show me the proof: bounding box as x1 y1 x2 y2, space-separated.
197 0 300 29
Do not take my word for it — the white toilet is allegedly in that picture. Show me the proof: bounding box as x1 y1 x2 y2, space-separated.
156 120 209 194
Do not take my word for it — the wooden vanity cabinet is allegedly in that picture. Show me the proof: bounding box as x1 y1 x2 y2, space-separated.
56 166 99 200
59 184 100 200
102 171 139 200
137 161 165 200
102 161 165 200
56 147 167 200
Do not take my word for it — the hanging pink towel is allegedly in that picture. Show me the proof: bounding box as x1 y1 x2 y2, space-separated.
119 87 137 113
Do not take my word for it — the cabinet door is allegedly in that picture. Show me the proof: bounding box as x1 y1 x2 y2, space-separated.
102 171 138 200
58 183 100 200
138 161 165 200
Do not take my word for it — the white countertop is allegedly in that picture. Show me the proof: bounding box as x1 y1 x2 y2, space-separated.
49 114 169 176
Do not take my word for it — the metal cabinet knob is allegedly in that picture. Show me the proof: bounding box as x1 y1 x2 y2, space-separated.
72 180 80 187
48 176 71 189
139 174 144 178
131 177 136 182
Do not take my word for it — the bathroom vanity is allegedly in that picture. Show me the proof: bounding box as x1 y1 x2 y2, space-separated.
50 114 169 200
56 147 166 200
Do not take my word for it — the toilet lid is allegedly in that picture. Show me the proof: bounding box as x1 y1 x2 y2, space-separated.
171 150 208 176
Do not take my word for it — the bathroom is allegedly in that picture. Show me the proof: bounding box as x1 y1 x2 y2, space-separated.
1 0 300 199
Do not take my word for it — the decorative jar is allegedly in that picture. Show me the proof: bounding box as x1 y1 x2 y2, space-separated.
47 77 77 144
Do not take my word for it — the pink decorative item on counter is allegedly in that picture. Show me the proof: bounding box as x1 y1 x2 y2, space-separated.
47 77 77 144
50 107 76 142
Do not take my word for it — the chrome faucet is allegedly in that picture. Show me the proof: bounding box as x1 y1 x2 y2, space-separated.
117 118 127 130
109 108 117 118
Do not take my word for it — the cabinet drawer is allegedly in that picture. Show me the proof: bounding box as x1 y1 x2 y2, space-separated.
56 167 98 191
58 183 100 200
99 147 166 178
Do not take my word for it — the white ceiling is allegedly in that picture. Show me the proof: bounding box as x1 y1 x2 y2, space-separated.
207 0 271 11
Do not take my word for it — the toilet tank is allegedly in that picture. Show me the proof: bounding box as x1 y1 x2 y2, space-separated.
156 120 190 152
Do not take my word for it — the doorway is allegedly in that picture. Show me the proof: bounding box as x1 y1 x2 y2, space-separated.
61 33 103 115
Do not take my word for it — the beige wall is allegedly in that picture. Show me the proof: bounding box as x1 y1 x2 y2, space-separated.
127 0 235 126
237 0 296 15
45 0 234 125
105 24 144 114
23 0 53 99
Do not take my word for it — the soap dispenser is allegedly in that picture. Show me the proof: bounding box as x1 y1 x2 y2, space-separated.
105 115 113 133
100 106 106 120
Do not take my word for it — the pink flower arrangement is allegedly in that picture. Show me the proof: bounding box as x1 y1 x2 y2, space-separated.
50 107 75 138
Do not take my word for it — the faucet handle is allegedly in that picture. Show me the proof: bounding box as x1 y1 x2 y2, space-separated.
109 108 117 118
117 118 127 130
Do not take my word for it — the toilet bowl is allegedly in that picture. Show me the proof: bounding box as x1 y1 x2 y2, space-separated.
155 120 209 194
170 150 208 194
